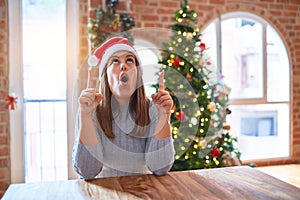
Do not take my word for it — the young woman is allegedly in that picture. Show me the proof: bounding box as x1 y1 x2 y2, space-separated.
72 37 175 179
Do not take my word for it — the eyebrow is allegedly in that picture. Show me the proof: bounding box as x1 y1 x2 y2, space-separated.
110 54 135 60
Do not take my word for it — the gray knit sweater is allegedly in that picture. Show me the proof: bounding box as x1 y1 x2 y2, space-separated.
72 101 175 179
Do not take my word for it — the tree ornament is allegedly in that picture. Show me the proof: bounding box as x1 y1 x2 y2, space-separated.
171 105 177 113
112 14 121 30
198 138 207 148
187 73 192 82
207 102 216 112
186 32 193 41
176 111 186 121
200 43 206 50
223 125 231 130
199 59 206 67
172 57 181 67
210 148 220 158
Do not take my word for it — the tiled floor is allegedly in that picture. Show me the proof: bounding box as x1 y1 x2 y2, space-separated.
256 164 300 188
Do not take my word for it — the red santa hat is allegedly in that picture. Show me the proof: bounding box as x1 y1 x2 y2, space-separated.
88 37 141 78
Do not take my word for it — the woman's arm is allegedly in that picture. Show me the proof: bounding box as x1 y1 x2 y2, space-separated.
72 111 104 179
145 135 175 176
72 70 103 179
146 71 175 175
145 102 175 175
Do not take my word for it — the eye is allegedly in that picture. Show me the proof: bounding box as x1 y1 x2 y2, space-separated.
126 58 134 64
112 58 119 64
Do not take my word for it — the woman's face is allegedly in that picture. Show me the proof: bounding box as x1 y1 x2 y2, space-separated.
106 51 138 104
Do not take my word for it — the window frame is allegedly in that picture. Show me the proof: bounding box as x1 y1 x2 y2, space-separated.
202 11 291 161
205 11 290 105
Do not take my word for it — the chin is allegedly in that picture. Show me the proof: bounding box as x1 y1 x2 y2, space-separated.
113 91 134 102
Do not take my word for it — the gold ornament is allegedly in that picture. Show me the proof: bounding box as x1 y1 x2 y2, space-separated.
186 32 193 41
207 102 216 112
198 138 207 148
112 14 121 30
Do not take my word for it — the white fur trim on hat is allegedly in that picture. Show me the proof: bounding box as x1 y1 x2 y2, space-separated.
98 43 141 77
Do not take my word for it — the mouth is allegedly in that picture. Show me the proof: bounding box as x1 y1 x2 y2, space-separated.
121 76 128 83
120 74 129 84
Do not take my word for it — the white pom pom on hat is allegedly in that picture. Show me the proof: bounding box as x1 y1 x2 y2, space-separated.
88 37 142 78
87 55 99 68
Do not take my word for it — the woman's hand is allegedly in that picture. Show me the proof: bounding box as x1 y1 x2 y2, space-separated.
151 71 173 116
151 71 173 139
79 70 102 116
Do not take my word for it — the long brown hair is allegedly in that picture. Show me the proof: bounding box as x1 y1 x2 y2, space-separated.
95 58 150 138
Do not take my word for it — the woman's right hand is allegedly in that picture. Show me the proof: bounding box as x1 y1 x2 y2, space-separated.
79 70 102 116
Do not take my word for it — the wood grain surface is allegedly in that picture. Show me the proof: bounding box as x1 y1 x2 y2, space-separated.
3 166 300 200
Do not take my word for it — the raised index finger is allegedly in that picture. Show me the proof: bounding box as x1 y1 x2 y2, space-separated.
87 70 94 89
159 70 165 90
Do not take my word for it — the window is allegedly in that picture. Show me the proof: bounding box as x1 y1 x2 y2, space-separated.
9 0 78 183
202 12 290 161
22 0 68 182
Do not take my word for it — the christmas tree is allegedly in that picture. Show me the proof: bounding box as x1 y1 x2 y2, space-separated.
158 0 241 170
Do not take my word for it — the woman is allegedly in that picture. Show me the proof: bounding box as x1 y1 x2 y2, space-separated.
72 37 175 179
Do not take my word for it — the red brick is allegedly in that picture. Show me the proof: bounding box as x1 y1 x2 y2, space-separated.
0 20 6 30
210 0 225 4
0 158 8 168
0 147 8 156
116 1 128 11
141 15 159 21
0 67 7 77
270 11 282 16
90 0 100 8
160 1 179 8
0 136 8 145
134 6 157 14
148 0 159 6
132 0 147 5
0 113 8 123
157 8 175 15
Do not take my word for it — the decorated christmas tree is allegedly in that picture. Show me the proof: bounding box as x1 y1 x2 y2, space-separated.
158 0 241 170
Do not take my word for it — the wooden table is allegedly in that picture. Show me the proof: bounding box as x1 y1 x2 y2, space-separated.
3 166 300 199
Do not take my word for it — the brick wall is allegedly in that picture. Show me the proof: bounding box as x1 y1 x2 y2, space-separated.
0 0 9 198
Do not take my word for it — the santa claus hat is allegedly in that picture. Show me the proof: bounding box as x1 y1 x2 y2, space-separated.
88 37 141 78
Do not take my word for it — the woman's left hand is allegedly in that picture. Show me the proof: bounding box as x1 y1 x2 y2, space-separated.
151 71 173 115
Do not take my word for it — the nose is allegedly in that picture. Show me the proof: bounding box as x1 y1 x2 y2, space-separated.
120 62 127 71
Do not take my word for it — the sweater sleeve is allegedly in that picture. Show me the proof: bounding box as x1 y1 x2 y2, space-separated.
72 110 104 179
145 103 175 175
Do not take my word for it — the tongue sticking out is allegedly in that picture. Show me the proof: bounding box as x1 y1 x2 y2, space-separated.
121 76 128 83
